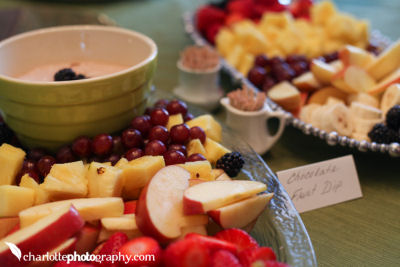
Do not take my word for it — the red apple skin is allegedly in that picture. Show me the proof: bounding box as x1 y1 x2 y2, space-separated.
75 224 100 254
136 185 171 245
207 210 221 226
182 196 204 215
0 205 84 267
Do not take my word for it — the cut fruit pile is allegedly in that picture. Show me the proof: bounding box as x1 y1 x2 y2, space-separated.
0 99 279 266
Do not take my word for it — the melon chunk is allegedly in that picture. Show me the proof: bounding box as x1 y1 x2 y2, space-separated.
19 197 123 228
0 185 35 217
20 174 49 205
179 161 213 181
121 156 165 199
186 115 222 142
0 143 26 185
87 162 123 198
204 138 231 164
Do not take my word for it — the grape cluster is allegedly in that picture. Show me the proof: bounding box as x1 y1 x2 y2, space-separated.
13 99 207 184
248 52 339 92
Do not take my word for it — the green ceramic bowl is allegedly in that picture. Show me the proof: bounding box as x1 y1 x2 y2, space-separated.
0 25 157 151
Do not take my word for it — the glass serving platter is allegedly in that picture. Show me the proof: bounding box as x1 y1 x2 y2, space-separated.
182 12 400 158
152 89 317 267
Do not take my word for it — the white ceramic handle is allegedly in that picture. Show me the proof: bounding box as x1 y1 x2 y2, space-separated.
262 110 286 152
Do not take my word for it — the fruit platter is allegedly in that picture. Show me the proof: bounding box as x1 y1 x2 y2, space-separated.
183 0 400 157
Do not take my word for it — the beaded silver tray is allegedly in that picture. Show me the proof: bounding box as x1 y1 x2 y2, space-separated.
182 12 400 157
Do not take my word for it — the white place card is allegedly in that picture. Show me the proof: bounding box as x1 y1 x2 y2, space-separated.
276 155 362 213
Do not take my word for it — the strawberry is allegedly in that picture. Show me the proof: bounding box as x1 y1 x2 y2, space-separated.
211 250 242 267
227 0 255 18
94 232 128 267
54 262 95 267
117 237 162 267
163 238 210 267
206 23 223 44
196 5 226 34
239 247 277 267
290 0 313 19
124 200 137 214
225 13 246 27
214 229 259 253
185 233 238 255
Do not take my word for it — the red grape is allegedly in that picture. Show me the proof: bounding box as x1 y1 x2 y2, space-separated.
148 126 169 144
254 55 269 67
16 159 40 183
323 51 339 63
184 113 194 122
285 55 307 64
154 99 170 109
163 150 186 165
262 75 276 92
248 67 267 89
168 144 187 156
56 146 76 163
170 124 190 144
187 153 207 162
37 155 56 177
104 154 121 166
270 57 285 66
290 61 308 76
92 134 113 156
166 100 188 116
150 108 169 126
122 128 143 149
131 115 152 136
112 135 124 154
145 140 166 156
190 126 206 144
72 136 92 158
27 148 47 161
271 63 295 82
144 107 154 116
125 148 144 161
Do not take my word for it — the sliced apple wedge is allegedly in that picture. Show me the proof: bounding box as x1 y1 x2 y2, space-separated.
0 205 84 266
136 166 191 244
180 214 209 227
343 66 376 92
339 45 375 67
292 72 321 91
367 68 400 96
267 81 301 111
183 180 267 215
311 59 338 85
367 40 400 80
19 197 123 228
208 193 273 229
0 217 19 238
75 224 100 255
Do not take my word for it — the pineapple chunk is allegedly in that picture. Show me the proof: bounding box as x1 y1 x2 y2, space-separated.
204 138 231 164
87 162 123 198
121 156 165 199
186 115 222 142
19 174 49 205
166 114 184 131
41 161 88 200
115 157 129 168
101 214 137 230
0 143 26 185
311 1 337 26
179 161 213 181
238 53 255 76
0 185 35 217
187 139 207 157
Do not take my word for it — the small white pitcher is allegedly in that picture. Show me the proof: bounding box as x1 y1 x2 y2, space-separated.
220 97 286 155
174 61 223 111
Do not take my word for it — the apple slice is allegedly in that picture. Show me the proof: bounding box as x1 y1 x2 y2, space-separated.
215 172 232 181
268 81 301 111
75 224 100 255
367 68 400 96
19 197 123 228
29 237 78 267
343 66 376 92
339 45 375 67
208 193 273 229
183 180 267 215
311 59 337 85
292 72 321 91
0 217 19 238
0 205 84 266
177 225 207 240
136 165 190 244
367 40 400 80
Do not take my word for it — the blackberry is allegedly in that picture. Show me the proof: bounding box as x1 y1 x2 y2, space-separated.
386 105 400 131
0 122 14 145
368 123 398 144
216 152 245 177
54 68 86 81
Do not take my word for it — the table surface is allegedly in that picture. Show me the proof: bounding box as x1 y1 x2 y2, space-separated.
0 0 399 266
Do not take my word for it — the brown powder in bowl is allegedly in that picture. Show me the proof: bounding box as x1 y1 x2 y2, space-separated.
227 86 266 112
180 45 219 71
